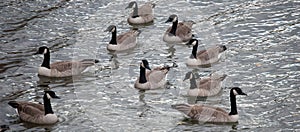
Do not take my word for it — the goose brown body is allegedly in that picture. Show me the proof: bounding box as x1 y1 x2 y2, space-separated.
134 60 172 90
172 87 247 123
184 72 227 97
186 39 227 66
35 46 99 77
105 25 140 51
163 15 194 43
126 2 155 25
8 91 60 125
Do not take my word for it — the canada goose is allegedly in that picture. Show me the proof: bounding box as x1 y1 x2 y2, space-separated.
105 25 140 51
34 46 99 77
172 87 247 123
134 59 175 90
126 1 155 25
0 125 9 132
8 90 60 125
184 72 227 97
186 39 227 66
163 14 195 43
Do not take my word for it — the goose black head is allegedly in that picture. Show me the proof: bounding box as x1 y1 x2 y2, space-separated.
104 25 116 33
186 39 198 46
126 1 137 9
183 71 194 81
44 90 60 99
151 3 156 8
231 87 247 96
34 46 49 55
165 14 178 23
219 45 227 52
0 125 9 132
141 59 151 70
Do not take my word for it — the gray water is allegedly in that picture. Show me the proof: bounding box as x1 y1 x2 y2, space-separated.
0 0 299 131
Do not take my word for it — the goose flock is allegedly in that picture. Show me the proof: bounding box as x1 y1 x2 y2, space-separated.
6 1 247 128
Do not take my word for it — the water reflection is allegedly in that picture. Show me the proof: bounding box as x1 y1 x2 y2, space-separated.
37 75 74 87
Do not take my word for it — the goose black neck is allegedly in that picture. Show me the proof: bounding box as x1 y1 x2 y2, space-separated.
189 76 197 89
169 20 178 36
109 29 117 45
139 66 147 83
229 92 238 115
43 94 54 115
190 43 198 59
41 50 50 69
132 3 139 18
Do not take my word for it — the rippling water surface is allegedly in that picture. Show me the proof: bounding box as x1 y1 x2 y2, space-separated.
0 0 299 131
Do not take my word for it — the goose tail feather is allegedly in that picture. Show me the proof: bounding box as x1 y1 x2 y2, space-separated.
164 62 178 70
80 59 100 63
8 101 19 108
171 104 192 115
132 29 141 36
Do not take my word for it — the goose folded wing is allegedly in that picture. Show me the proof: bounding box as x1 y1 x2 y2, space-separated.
147 67 167 83
138 4 153 15
198 78 213 90
50 61 74 72
19 103 45 116
117 31 136 45
191 105 230 122
196 50 210 61
176 23 192 39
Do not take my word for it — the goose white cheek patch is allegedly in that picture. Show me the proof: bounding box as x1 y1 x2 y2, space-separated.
46 93 52 99
173 17 178 22
189 73 193 79
233 89 238 95
43 49 47 54
192 41 197 46
141 62 144 68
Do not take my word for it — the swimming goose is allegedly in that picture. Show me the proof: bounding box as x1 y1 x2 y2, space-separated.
0 125 9 132
126 1 155 25
184 72 227 97
186 39 227 66
163 14 195 43
34 46 99 77
105 25 140 51
134 59 175 90
8 90 60 125
172 87 247 123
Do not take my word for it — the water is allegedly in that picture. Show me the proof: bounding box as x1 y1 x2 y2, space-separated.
0 0 299 131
